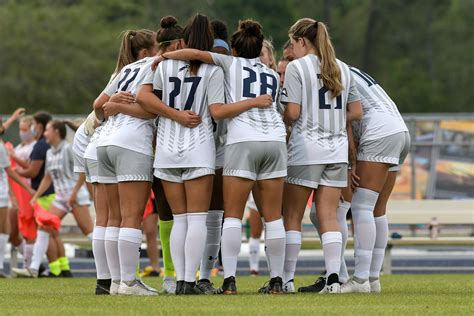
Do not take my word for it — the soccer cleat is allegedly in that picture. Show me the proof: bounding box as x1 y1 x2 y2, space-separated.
0 270 10 278
340 278 371 293
136 279 159 293
182 282 204 295
215 276 237 295
118 280 158 296
320 273 341 294
196 279 216 295
95 279 112 295
298 276 326 293
60 270 73 278
258 277 283 294
370 279 381 293
11 267 38 278
139 266 161 278
162 277 177 294
175 280 185 295
283 279 296 293
250 270 259 276
110 280 120 295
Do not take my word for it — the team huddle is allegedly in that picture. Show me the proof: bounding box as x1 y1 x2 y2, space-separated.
1 13 410 296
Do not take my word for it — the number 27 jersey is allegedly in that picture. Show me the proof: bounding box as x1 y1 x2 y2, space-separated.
151 60 225 168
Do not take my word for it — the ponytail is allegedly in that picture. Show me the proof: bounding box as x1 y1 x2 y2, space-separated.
114 29 156 75
183 14 213 74
289 18 342 97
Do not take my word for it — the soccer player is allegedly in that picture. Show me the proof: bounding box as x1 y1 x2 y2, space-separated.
94 29 159 296
141 14 225 295
280 18 362 294
339 66 410 293
0 119 36 278
160 19 287 295
6 115 37 267
14 120 94 278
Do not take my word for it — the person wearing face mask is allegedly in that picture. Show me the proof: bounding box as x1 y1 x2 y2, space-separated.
6 116 37 269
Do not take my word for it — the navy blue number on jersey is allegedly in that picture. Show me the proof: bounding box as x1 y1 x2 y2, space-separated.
168 77 202 110
350 67 377 87
317 74 342 110
242 67 278 100
118 68 140 91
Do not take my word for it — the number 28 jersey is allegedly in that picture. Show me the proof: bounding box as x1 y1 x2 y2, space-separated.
149 60 225 168
281 54 360 166
97 57 156 157
210 53 286 145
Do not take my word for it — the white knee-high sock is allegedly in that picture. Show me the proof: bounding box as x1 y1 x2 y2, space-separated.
23 243 34 268
248 237 260 272
92 226 111 280
104 227 120 282
283 230 301 283
118 228 142 282
221 217 242 279
199 210 223 280
321 231 342 276
336 201 351 283
370 215 389 280
352 188 379 281
29 230 50 270
185 212 207 283
170 214 187 281
264 218 285 279
0 234 8 270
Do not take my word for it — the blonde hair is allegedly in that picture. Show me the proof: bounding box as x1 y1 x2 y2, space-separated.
289 18 342 97
19 115 34 126
262 39 277 71
114 29 156 75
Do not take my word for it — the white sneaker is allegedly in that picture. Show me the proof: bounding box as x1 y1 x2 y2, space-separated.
320 282 341 294
118 280 158 296
110 280 120 295
137 279 159 294
340 278 371 293
162 277 177 294
11 268 38 278
370 279 381 293
283 280 295 293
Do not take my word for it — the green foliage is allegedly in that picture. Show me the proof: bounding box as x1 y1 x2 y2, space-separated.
0 0 472 114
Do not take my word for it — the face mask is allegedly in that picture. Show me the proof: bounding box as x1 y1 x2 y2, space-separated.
20 130 34 142
30 125 37 138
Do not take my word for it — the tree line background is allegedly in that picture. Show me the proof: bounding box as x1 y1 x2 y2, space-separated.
0 0 472 115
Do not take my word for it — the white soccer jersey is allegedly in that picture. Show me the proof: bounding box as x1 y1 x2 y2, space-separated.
152 60 224 168
45 141 87 201
210 53 286 145
72 123 89 158
97 57 156 156
83 125 103 161
281 55 360 165
14 141 36 170
349 66 408 143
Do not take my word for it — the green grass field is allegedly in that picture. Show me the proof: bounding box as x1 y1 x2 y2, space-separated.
1 275 472 315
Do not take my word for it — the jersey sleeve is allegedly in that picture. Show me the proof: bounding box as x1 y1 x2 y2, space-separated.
103 73 121 96
141 66 155 85
152 63 164 98
347 72 360 103
210 53 233 72
44 149 51 175
280 62 302 105
0 143 10 169
207 68 225 106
